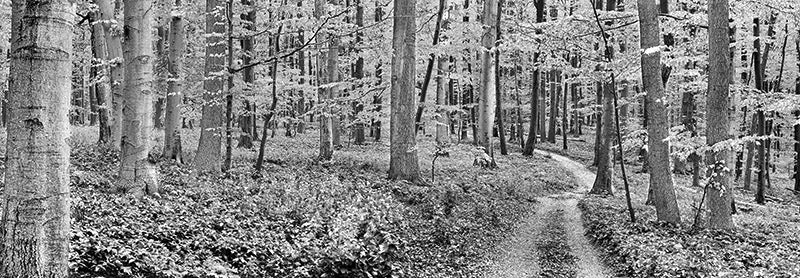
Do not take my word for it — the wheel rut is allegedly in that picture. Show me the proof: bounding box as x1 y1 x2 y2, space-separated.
480 150 610 278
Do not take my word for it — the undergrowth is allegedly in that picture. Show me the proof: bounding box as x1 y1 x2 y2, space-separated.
68 128 571 277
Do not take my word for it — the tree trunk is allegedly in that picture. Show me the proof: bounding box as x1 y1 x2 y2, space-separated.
353 0 366 144
153 26 167 129
477 0 498 156
637 0 681 224
794 29 800 192
753 17 767 204
195 0 227 172
522 0 545 156
548 70 557 143
705 0 734 230
316 0 334 160
495 0 507 155
237 0 257 149
388 0 420 182
96 0 125 149
436 55 450 145
89 9 112 144
119 0 159 196
163 0 185 162
414 0 447 133
222 0 235 172
1 1 73 275
590 0 616 195
255 26 283 171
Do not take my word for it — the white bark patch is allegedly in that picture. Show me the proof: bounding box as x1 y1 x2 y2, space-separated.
642 46 666 55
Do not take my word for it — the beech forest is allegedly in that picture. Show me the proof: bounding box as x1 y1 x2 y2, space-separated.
1 0 800 277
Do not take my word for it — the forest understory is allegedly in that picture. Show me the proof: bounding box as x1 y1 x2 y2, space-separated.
60 125 577 277
538 129 800 277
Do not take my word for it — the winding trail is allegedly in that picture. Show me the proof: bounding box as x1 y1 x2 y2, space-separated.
481 150 610 278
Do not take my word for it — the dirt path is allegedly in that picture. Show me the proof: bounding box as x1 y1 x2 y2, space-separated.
481 150 610 278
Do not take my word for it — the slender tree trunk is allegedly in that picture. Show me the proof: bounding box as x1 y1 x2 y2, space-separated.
1 1 73 275
153 26 167 129
89 9 112 144
548 70 557 143
96 0 125 149
414 0 447 134
222 0 235 172
562 71 567 150
477 0 498 156
255 26 283 171
705 0 734 230
195 0 227 172
118 0 158 196
638 0 681 224
353 0 366 144
388 0 421 181
753 17 767 204
163 0 185 162
495 0 507 155
237 0 257 148
794 29 800 192
436 53 450 145
522 0 544 156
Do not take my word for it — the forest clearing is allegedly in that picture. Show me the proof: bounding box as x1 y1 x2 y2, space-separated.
1 0 800 277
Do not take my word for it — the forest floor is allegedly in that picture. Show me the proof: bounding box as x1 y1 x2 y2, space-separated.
63 124 584 277
536 128 800 277
480 149 609 278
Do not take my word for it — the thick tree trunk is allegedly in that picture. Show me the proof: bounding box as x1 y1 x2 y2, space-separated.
163 0 185 162
316 0 334 160
477 0 498 156
705 0 734 230
96 0 125 149
195 0 227 172
590 0 616 195
591 78 615 195
119 0 159 196
89 9 112 144
388 0 420 182
1 1 73 275
522 0 544 156
637 0 681 224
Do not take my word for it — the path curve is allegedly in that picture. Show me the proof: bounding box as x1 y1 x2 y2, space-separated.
481 150 610 278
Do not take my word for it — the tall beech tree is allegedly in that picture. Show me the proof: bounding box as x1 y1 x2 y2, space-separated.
477 0 498 156
638 0 681 224
705 0 734 230
195 0 227 172
316 0 335 161
522 0 545 156
238 0 258 148
119 0 159 195
96 0 125 148
0 0 73 275
388 0 420 182
164 0 185 162
590 0 616 195
89 8 112 144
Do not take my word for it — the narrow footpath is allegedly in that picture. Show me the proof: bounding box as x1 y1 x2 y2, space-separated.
481 150 610 278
